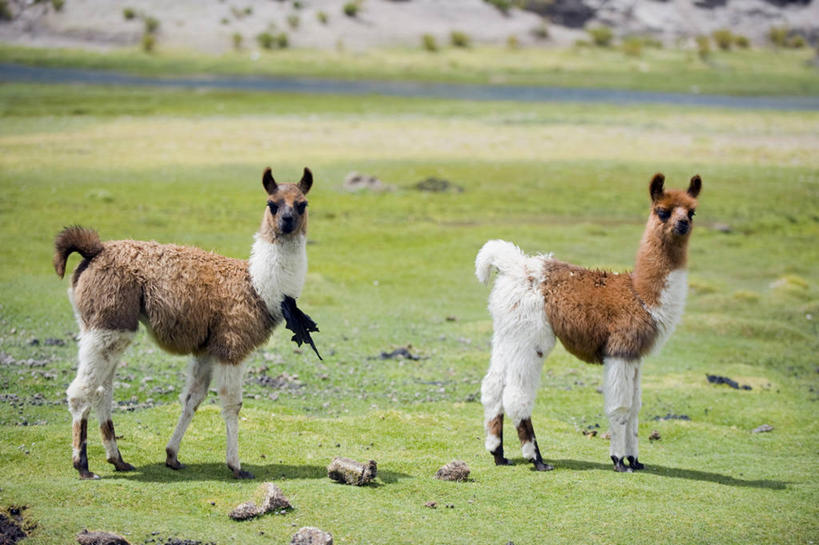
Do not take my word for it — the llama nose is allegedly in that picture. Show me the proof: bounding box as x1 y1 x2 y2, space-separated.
280 215 295 233
674 220 690 235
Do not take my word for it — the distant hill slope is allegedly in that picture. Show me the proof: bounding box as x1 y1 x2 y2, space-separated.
0 0 816 52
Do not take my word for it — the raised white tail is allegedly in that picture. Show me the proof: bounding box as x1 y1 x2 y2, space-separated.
475 239 535 285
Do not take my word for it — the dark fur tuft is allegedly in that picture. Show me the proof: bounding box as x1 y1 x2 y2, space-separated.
53 226 103 279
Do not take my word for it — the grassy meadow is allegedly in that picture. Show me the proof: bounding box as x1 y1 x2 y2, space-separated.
0 76 817 544
2 43 819 96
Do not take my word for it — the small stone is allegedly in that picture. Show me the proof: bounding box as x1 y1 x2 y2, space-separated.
229 501 260 521
259 483 292 512
290 527 333 545
327 457 377 485
435 460 470 482
648 430 661 441
752 424 774 433
76 529 131 545
424 501 437 509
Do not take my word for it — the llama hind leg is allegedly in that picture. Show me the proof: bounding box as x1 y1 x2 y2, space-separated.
97 372 134 471
165 355 214 470
604 357 640 473
625 364 644 470
215 362 253 479
67 329 134 479
481 366 511 466
503 346 554 472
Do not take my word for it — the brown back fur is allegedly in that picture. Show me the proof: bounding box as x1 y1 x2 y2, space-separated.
69 239 275 365
541 174 700 364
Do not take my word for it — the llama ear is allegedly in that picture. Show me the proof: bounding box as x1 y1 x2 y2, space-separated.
687 174 702 198
262 167 277 195
649 173 665 202
298 167 313 195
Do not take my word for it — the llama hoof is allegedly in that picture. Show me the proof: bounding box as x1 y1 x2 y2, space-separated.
627 456 644 470
493 456 513 466
611 456 633 473
231 467 255 479
533 460 554 472
165 458 185 470
110 459 135 472
79 470 100 480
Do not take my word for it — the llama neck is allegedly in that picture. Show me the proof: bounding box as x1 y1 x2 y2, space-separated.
632 224 689 351
249 234 307 319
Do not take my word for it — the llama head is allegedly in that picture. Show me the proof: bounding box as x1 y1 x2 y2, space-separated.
648 173 701 239
260 167 313 240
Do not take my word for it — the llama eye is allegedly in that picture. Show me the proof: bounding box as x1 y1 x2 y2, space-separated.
267 202 278 215
296 202 307 215
688 210 696 219
656 208 670 222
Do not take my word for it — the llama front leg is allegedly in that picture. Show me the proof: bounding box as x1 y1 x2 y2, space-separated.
215 362 253 479
603 358 640 473
625 363 644 470
166 356 214 470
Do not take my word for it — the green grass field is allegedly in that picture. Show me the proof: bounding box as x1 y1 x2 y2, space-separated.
2 43 819 96
0 78 817 544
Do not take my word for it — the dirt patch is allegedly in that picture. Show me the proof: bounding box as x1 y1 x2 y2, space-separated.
255 371 303 390
141 535 215 545
414 177 463 194
706 374 752 390
1 506 35 545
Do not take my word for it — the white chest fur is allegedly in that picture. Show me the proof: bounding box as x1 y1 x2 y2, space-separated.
249 235 307 319
648 269 687 355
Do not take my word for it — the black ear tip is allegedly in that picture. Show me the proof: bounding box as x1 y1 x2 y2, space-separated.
652 172 665 183
691 174 702 184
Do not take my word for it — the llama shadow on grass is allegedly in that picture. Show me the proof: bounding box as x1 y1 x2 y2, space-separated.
551 459 787 490
109 462 410 485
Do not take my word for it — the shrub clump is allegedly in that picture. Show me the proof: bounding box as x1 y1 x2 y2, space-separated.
621 36 643 57
316 10 328 24
588 25 613 47
232 32 243 50
343 1 361 17
287 13 299 29
734 34 750 49
257 31 288 50
123 7 136 20
0 0 13 21
141 33 156 53
450 30 471 48
421 33 438 52
484 0 512 15
531 21 549 40
695 35 710 61
711 28 733 50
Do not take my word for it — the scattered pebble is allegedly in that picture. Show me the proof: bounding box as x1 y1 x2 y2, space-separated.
377 346 421 361
652 413 691 421
229 483 292 520
435 460 470 482
648 430 661 441
327 457 377 486
76 529 130 545
290 527 333 545
424 501 437 509
752 424 774 433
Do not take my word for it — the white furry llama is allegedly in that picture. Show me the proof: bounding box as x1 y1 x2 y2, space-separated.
476 173 701 472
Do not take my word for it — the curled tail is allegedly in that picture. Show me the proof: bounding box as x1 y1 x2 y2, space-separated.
475 240 529 285
54 226 103 279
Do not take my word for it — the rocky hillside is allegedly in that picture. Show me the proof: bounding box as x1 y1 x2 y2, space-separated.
0 0 816 52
